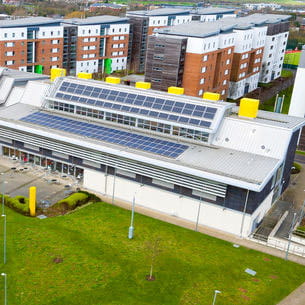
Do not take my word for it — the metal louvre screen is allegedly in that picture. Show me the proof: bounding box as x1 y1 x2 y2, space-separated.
0 126 227 197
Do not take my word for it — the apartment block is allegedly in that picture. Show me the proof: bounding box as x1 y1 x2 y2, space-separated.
191 7 236 22
259 19 289 83
127 8 192 73
127 7 237 74
0 16 130 76
145 14 290 100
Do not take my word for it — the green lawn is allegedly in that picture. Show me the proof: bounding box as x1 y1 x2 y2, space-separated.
259 85 293 114
1 202 305 305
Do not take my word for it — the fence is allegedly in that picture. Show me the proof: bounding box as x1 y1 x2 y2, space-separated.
249 232 305 258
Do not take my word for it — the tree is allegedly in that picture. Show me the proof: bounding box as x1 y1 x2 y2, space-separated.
145 237 161 281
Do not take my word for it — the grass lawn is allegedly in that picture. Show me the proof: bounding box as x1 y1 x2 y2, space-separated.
1 202 305 305
259 85 293 114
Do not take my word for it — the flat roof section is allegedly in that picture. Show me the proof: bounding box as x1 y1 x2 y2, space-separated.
62 16 129 25
127 8 190 17
0 103 281 191
156 13 291 36
0 17 60 28
193 7 236 15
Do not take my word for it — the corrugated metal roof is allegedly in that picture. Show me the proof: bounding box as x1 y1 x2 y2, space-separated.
0 17 60 28
62 16 128 25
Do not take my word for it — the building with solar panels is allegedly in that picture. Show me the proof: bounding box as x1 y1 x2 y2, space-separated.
0 67 304 237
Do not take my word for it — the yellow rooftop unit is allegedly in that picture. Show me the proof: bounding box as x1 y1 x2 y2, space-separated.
238 98 260 119
50 68 66 82
203 92 220 101
78 72 92 79
105 76 120 84
135 82 151 90
168 87 184 95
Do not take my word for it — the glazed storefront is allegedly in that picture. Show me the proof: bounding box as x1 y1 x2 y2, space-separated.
2 146 84 178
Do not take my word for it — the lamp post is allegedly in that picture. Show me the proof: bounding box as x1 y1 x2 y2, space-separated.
1 215 6 264
1 273 6 305
128 195 136 239
212 290 221 305
1 180 7 216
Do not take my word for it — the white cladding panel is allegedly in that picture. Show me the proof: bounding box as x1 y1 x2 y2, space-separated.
148 16 168 27
233 29 254 53
218 32 235 49
111 56 127 71
0 27 26 41
289 68 305 117
83 169 258 236
173 15 192 25
36 26 64 39
76 60 99 74
186 36 219 54
77 25 101 37
213 118 291 159
200 15 217 22
252 26 267 49
108 23 130 35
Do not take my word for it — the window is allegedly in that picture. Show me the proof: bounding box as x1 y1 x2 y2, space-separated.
52 48 58 53
198 89 203 96
112 44 118 48
200 78 205 84
83 38 89 42
42 32 45 36
21 32 24 37
152 67 162 71
226 59 230 65
228 48 232 55
52 40 59 44
155 44 165 48
5 42 14 47
152 78 161 83
223 79 227 85
119 43 124 48
153 55 164 60
221 90 225 95
4 33 7 38
5 60 14 65
5 51 14 56
201 66 206 73
224 69 229 75
203 55 208 62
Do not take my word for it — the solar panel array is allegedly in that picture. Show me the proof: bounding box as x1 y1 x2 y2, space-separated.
20 112 189 158
54 81 218 128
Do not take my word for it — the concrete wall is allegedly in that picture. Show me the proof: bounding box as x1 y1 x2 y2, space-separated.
83 168 264 237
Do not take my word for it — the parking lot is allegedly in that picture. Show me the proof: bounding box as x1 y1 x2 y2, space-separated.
0 156 79 208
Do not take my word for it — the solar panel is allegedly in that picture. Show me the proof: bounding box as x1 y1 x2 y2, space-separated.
55 81 217 129
20 112 188 159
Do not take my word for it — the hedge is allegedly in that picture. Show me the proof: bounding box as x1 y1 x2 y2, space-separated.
0 195 30 215
54 192 89 210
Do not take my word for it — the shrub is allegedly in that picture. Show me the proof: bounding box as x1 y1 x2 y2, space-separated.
0 195 30 215
55 192 89 210
291 162 301 174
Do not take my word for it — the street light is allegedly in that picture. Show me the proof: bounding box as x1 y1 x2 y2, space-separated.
1 273 6 305
1 180 7 216
212 290 221 305
128 186 142 239
1 215 6 264
128 195 136 239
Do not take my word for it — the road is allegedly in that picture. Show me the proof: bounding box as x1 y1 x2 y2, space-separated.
295 154 305 164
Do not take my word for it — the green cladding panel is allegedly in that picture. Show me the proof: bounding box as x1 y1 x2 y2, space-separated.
104 58 112 74
34 65 44 74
